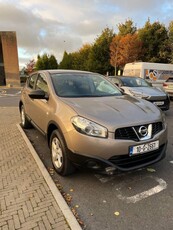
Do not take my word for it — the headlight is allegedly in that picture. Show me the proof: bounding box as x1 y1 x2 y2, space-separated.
129 89 148 99
71 116 108 138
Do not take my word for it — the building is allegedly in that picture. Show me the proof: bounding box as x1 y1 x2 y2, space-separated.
0 31 20 86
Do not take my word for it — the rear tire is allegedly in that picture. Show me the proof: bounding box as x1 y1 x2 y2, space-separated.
50 130 75 176
20 105 32 129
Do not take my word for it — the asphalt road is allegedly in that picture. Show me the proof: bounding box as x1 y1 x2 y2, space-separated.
1 88 173 230
0 87 21 106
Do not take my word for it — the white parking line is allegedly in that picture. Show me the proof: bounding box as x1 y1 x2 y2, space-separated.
170 161 173 164
117 177 167 203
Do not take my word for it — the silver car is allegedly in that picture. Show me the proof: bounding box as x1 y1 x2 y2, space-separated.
19 70 167 176
163 77 173 99
108 76 170 111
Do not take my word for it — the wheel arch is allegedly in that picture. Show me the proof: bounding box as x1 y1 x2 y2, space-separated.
47 121 66 147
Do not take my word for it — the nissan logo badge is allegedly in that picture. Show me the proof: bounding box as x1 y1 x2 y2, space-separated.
139 126 148 137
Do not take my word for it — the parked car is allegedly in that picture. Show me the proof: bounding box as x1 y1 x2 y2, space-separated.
163 77 173 99
19 70 167 176
108 76 170 111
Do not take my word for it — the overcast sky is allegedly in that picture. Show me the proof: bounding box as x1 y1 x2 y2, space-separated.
0 0 173 68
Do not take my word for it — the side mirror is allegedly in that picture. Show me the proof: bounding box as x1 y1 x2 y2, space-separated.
29 89 49 100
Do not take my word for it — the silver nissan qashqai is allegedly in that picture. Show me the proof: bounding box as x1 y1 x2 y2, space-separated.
19 70 168 176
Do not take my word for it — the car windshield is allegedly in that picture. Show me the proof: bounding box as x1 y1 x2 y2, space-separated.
50 73 122 97
121 77 151 87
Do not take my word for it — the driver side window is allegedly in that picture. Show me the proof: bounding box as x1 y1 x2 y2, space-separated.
27 74 37 89
35 74 48 93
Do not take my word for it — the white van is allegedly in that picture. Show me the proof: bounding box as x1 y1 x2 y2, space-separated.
123 62 173 88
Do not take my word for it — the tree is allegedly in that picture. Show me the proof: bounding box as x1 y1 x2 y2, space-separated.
72 44 92 70
119 34 143 65
118 19 137 36
87 27 115 75
35 53 58 70
25 59 35 74
35 55 44 70
48 55 58 69
138 20 169 62
110 33 143 70
109 35 122 74
59 51 73 69
168 21 173 63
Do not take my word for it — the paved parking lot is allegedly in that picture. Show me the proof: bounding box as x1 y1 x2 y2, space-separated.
24 102 173 230
0 107 81 230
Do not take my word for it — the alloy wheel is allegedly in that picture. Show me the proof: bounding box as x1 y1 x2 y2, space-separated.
51 137 63 169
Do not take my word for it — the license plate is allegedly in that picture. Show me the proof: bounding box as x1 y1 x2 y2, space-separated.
153 101 164 106
129 140 159 156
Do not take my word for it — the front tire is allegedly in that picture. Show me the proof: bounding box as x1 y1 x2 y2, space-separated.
50 130 75 176
20 105 32 129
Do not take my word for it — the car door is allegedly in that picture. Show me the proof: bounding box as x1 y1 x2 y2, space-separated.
22 73 38 117
29 73 51 133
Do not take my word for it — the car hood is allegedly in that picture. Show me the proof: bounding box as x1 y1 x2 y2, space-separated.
61 95 162 132
122 86 166 97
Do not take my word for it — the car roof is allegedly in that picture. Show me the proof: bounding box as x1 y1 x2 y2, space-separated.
40 69 95 75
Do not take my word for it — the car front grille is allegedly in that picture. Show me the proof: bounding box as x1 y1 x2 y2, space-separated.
152 122 163 135
109 144 165 170
148 97 170 108
115 122 163 141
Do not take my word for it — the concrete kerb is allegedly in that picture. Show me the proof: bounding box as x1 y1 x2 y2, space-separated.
17 124 82 230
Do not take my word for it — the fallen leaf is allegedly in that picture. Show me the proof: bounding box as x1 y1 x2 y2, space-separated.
56 184 63 191
78 220 84 225
48 168 55 175
114 211 120 216
64 194 72 203
71 208 84 227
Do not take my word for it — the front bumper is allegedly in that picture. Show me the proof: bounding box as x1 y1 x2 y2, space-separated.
64 125 167 173
67 142 167 174
64 125 167 159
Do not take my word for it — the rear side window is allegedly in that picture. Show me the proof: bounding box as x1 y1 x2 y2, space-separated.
27 74 37 89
